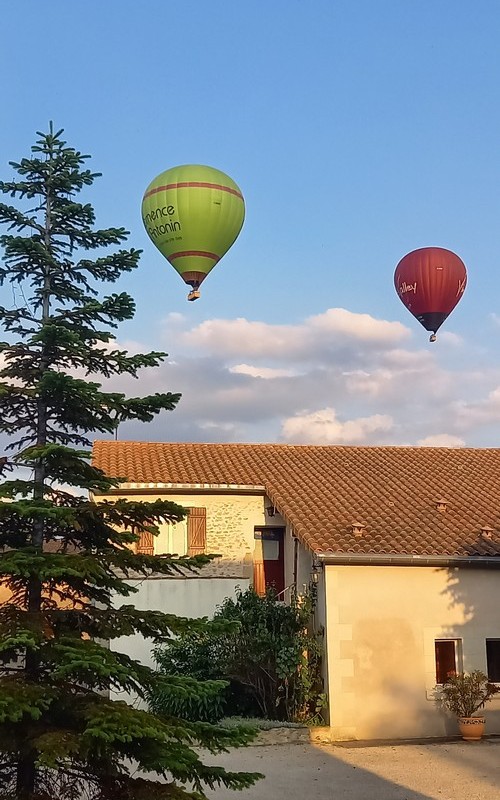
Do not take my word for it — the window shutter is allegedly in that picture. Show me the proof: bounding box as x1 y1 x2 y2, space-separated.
187 507 207 555
137 530 154 555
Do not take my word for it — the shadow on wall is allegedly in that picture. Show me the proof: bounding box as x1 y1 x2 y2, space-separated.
331 561 500 741
437 560 500 740
343 614 454 740
371 562 500 741
362 674 457 741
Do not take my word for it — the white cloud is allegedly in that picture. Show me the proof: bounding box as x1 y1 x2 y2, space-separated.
197 421 240 434
165 312 187 324
230 363 297 379
307 307 409 343
79 306 500 449
180 307 410 362
416 434 465 448
281 407 394 445
342 347 451 401
437 331 463 346
181 317 302 358
381 349 434 369
451 385 500 431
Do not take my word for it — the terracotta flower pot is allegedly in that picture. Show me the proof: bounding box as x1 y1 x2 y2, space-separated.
457 716 485 741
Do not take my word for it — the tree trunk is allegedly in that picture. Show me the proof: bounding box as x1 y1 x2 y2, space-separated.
17 168 53 800
16 749 37 800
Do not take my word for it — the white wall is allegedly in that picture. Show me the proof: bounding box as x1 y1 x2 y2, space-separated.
324 564 500 740
111 576 249 704
283 527 313 599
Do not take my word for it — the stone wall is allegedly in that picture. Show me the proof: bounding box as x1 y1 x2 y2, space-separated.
98 490 286 580
248 727 333 746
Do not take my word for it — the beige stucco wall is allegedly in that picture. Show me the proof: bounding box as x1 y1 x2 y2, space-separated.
324 564 500 741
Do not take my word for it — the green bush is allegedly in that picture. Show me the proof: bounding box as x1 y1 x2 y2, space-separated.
149 630 231 722
438 670 499 718
150 588 325 724
146 668 228 723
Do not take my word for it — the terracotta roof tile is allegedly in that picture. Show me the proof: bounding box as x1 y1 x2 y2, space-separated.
92 441 500 558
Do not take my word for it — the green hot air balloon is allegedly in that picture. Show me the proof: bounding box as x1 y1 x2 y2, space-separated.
141 164 245 300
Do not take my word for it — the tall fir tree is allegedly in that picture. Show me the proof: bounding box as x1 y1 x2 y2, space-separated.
0 125 259 800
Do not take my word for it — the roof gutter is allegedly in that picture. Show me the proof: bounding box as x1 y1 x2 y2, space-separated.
316 552 500 568
93 482 266 495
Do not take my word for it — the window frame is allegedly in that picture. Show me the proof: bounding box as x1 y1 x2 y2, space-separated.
434 638 462 685
253 526 285 597
485 638 500 684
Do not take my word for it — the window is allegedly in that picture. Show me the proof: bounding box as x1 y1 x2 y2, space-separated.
171 520 188 556
137 507 206 556
435 639 458 684
486 640 500 682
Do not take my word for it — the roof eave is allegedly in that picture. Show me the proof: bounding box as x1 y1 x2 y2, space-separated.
93 482 267 495
316 552 500 568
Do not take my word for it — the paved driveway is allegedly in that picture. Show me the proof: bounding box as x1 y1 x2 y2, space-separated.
206 739 500 799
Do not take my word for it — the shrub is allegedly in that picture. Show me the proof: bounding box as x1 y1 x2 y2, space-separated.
149 630 230 721
150 588 325 724
438 670 499 718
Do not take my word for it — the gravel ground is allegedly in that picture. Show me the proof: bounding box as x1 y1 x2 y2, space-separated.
205 739 500 799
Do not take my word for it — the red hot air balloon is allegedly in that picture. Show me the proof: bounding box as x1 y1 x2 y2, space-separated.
394 247 467 342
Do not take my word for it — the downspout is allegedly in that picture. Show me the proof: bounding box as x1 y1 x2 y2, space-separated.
293 533 299 592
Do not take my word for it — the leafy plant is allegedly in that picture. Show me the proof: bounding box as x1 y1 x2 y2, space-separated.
438 670 499 718
0 125 260 799
152 588 325 724
147 628 230 722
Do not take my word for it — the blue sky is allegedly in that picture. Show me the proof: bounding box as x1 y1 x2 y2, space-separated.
3 1 500 447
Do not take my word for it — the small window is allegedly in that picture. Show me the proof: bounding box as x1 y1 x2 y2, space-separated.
486 640 500 682
435 640 458 684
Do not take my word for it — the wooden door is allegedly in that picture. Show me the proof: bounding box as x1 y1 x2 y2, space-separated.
253 527 285 596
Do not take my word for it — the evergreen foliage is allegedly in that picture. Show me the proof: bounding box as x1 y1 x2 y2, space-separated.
152 588 325 724
0 125 260 799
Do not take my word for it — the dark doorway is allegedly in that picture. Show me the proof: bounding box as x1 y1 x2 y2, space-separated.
253 527 285 596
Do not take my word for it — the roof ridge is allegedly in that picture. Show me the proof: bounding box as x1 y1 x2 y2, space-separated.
93 440 500 453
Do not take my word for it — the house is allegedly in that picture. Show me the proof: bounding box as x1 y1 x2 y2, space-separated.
92 440 500 740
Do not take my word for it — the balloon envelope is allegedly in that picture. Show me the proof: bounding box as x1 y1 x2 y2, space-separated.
394 247 467 337
141 164 245 299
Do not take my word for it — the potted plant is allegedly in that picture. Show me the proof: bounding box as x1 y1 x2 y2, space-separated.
438 670 499 740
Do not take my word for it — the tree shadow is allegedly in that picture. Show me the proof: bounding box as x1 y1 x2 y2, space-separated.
429 550 500 781
202 739 500 799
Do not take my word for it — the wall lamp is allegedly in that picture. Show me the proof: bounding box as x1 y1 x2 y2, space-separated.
311 556 323 585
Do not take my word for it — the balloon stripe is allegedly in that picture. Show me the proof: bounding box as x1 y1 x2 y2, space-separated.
144 182 244 200
170 250 220 261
